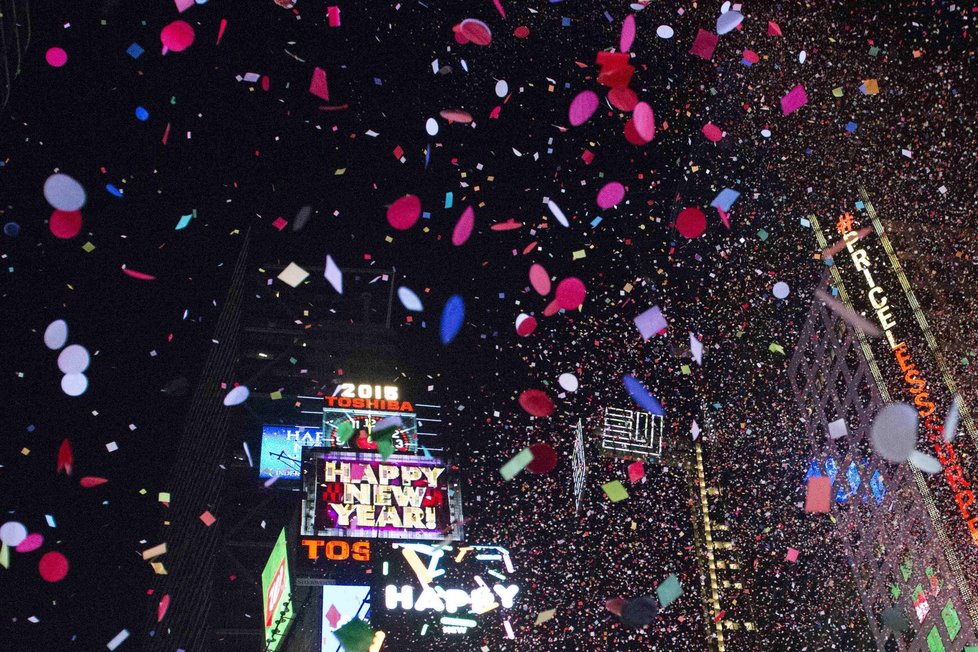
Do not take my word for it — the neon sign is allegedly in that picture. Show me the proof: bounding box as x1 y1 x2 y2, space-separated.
301 449 462 542
301 539 371 562
836 214 978 547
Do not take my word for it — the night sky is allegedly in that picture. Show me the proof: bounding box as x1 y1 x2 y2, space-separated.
3 0 978 650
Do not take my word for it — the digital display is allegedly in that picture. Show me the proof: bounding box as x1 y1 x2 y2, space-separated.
296 538 374 585
301 449 463 542
260 425 325 479
321 585 371 652
261 528 294 651
322 408 419 455
377 542 520 639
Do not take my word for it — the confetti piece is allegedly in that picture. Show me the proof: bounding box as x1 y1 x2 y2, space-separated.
199 511 216 526
689 29 719 60
0 521 27 546
786 548 799 562
676 207 706 238
633 306 667 341
44 174 86 211
44 320 68 350
452 206 475 245
944 395 961 443
157 595 170 622
387 194 422 230
518 389 555 417
689 332 703 365
38 551 69 582
48 209 83 238
558 373 578 392
619 14 636 53
813 289 882 337
277 262 309 288
500 448 533 481
142 543 167 560
397 286 424 312
632 102 655 142
627 461 644 483
656 574 682 607
804 476 831 513
716 11 744 35
123 268 157 281
160 20 195 55
526 442 557 474
309 66 330 101
440 295 465 344
909 450 942 474
596 182 625 209
324 255 343 294
45 47 68 67
57 439 73 475
80 477 109 488
515 313 537 337
174 213 194 230
529 263 551 295
568 90 599 127
622 375 664 416
223 385 250 406
780 84 809 115
554 277 586 310
601 480 629 502
106 629 130 651
535 609 556 625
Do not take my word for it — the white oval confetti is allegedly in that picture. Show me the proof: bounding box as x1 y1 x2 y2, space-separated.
799 50 807 64
547 199 569 227
870 403 918 462
43 174 87 212
44 319 69 350
495 79 508 98
0 521 28 546
761 128 772 138
909 450 943 474
61 373 89 397
397 286 424 312
717 11 744 35
656 25 674 39
558 373 579 392
57 344 90 374
773 282 790 299
223 385 250 406
425 118 439 137
944 395 961 442
720 1 731 12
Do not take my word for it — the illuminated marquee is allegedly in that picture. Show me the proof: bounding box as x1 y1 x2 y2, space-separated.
379 542 520 639
835 213 978 547
301 449 463 542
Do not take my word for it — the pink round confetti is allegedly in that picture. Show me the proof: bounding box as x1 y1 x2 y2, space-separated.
458 18 492 46
160 20 195 54
38 551 69 582
633 102 655 142
50 210 82 239
514 26 530 38
619 14 636 52
597 182 626 209
702 123 724 142
608 87 638 112
529 263 551 296
45 47 68 68
386 194 421 230
16 533 44 553
123 268 157 281
677 207 707 238
568 90 599 127
555 277 586 310
452 206 474 246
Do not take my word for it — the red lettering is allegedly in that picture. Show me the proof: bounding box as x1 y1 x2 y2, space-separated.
945 465 971 493
338 397 352 407
956 490 975 520
399 402 414 412
933 441 956 466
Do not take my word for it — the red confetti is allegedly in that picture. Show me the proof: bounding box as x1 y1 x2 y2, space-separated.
518 389 555 417
39 551 69 582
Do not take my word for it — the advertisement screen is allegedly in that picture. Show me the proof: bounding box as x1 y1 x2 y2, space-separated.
297 538 374 585
321 585 371 652
301 449 462 542
323 407 419 455
260 425 325 479
261 528 294 651
376 542 520 640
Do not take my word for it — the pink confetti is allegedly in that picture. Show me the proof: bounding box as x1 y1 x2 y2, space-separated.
39 551 69 582
632 102 655 142
568 90 599 127
702 123 723 142
596 181 626 209
123 268 157 281
529 263 551 296
452 206 475 246
554 277 586 310
619 14 636 53
387 194 422 230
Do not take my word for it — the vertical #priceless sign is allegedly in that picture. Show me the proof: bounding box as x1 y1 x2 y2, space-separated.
261 528 294 651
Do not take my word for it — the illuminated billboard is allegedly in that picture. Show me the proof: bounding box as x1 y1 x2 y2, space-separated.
321 584 371 652
377 542 520 639
323 408 418 455
259 425 325 479
261 528 294 651
296 537 374 585
301 449 463 542
601 406 664 458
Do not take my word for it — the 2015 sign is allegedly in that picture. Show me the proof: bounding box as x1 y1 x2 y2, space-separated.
301 538 371 562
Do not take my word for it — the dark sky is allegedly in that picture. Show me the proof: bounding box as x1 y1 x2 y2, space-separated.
3 0 978 650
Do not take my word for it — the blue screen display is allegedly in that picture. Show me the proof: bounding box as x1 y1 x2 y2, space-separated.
259 425 325 479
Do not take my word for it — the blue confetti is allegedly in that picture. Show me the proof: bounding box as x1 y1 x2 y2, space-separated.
127 43 144 59
440 295 465 345
711 188 740 212
623 375 665 416
106 184 123 197
135 106 150 121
